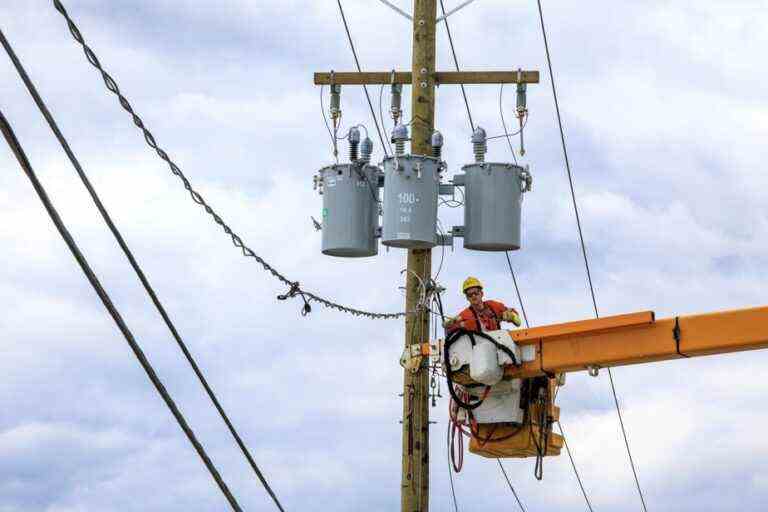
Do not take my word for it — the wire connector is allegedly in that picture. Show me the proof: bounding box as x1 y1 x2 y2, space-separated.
277 281 312 316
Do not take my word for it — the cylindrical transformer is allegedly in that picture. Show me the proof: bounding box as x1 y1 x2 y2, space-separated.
318 163 380 257
462 163 530 251
381 155 440 249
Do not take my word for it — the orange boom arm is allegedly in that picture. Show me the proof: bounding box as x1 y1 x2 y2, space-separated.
504 306 768 379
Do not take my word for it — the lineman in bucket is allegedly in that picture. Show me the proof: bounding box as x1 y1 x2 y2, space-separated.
444 277 522 332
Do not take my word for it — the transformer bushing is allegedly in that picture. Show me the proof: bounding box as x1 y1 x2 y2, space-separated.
431 131 444 159
317 163 381 257
381 154 440 249
459 162 532 251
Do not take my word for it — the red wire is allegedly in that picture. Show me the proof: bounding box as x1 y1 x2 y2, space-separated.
448 382 505 472
450 421 464 472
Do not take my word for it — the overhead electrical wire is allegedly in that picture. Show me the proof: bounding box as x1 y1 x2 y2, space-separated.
0 27 286 512
378 83 395 154
437 0 481 23
439 0 475 133
497 460 528 512
433 7 530 506
556 420 595 512
375 0 413 21
434 219 448 282
503 254 595 511
335 0 390 158
0 109 244 512
535 0 648 510
504 253 529 328
50 0 403 320
497 83 522 165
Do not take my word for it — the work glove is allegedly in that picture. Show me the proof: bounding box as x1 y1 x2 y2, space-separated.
502 309 522 327
443 316 461 329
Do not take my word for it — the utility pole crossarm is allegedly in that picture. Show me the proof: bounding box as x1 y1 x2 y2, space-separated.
313 70 540 85
494 306 768 379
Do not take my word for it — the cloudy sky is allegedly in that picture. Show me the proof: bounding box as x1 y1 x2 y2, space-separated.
1 1 768 511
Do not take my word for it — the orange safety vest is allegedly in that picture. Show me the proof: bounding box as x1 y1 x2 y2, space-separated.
453 300 508 333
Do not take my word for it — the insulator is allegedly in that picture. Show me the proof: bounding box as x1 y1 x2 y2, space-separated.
360 136 373 164
516 82 527 115
330 84 342 120
471 127 487 163
390 83 403 123
392 124 409 156
348 126 361 162
431 131 444 159
516 82 527 156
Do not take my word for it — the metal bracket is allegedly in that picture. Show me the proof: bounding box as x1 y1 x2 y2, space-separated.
399 340 443 373
520 166 533 193
451 225 465 238
439 183 456 196
673 317 689 358
451 173 466 187
437 233 453 247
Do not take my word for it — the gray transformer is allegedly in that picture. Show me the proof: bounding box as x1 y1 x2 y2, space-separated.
460 163 532 251
317 163 380 257
381 155 440 249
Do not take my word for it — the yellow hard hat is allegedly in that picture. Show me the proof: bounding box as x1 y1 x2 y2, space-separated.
462 276 483 294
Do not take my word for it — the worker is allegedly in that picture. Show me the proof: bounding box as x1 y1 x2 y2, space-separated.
444 277 522 332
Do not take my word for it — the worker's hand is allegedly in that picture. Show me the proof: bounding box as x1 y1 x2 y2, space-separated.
502 309 522 327
443 316 462 329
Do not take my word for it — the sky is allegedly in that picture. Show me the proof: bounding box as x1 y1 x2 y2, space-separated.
1 0 768 511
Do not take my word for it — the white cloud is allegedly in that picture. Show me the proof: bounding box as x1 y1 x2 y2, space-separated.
2 1 768 511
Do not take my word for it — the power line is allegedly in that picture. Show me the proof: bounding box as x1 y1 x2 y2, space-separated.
436 0 480 23
335 0 390 157
498 84 519 165
0 109 244 512
438 0 475 133
534 0 597 318
433 10 529 507
436 1 594 506
375 0 413 21
535 0 648 510
505 253 528 327
50 0 403 321
497 460 528 512
0 27 286 512
556 421 595 512
503 253 595 511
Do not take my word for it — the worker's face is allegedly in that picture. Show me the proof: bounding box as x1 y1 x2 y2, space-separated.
465 287 483 307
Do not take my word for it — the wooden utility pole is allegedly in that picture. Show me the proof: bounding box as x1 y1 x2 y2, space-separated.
401 2 436 511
